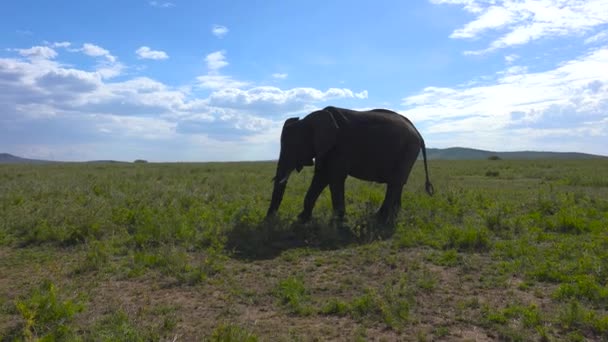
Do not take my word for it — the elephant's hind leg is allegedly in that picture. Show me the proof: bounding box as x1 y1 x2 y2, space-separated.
377 182 404 223
377 145 420 223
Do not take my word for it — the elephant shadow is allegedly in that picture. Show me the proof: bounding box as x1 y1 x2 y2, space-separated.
225 215 396 260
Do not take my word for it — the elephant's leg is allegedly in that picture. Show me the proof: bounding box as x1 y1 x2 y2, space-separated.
377 183 403 223
378 145 419 223
298 172 329 222
387 183 405 221
329 177 347 220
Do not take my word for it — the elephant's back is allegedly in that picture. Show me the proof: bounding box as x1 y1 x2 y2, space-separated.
334 107 412 128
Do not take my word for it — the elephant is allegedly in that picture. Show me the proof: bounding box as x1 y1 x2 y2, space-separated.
266 106 434 224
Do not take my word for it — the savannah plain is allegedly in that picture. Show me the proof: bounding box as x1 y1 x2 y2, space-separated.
1 158 608 341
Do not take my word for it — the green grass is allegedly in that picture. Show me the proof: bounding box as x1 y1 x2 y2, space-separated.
1 159 608 340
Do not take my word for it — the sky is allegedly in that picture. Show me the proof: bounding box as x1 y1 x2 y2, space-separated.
1 0 607 161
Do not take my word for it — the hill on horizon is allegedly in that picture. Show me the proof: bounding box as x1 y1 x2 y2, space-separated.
0 153 126 164
424 147 605 160
0 153 54 164
1 148 606 164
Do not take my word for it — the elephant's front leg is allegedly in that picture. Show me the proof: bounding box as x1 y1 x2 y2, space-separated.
298 172 328 222
329 178 347 221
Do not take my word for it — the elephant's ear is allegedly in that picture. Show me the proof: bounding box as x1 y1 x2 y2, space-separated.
311 110 339 158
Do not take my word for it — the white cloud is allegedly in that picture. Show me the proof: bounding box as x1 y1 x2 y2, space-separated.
401 47 608 152
197 50 250 89
207 86 368 113
2 43 370 161
433 0 608 53
212 25 229 38
272 73 288 79
504 54 519 64
96 115 177 139
96 63 124 79
585 30 608 44
197 75 250 89
149 1 174 8
81 43 116 63
429 0 484 13
451 5 514 39
17 46 57 59
49 41 71 48
136 46 169 60
205 50 228 72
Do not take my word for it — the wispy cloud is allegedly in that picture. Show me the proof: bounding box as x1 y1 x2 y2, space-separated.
585 30 608 44
17 46 58 59
196 51 244 89
205 50 228 72
212 25 229 38
136 46 169 60
208 87 368 113
504 54 519 64
149 1 174 8
432 0 608 54
197 75 250 89
49 41 71 48
80 43 116 63
272 73 288 80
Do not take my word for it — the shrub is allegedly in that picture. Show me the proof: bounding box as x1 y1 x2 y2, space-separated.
554 275 608 305
321 298 349 316
274 276 313 315
485 170 500 177
88 310 146 341
208 323 258 342
444 225 491 252
15 280 83 340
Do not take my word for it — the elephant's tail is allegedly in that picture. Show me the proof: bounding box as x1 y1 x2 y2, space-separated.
421 140 434 196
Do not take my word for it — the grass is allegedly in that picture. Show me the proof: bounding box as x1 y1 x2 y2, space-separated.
1 159 608 340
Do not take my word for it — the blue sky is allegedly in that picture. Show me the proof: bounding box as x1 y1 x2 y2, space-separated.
1 0 607 161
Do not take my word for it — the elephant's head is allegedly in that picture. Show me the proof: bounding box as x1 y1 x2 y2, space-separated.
266 109 341 217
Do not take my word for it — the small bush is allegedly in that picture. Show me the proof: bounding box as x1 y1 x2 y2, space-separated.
323 280 412 330
74 240 113 273
444 225 491 252
208 323 258 342
321 298 349 316
15 280 83 340
554 275 608 305
274 276 313 316
557 301 608 335
428 249 460 267
554 208 590 234
88 310 147 341
485 170 500 177
349 290 381 319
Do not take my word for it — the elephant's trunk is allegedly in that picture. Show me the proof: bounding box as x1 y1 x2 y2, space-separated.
266 164 292 217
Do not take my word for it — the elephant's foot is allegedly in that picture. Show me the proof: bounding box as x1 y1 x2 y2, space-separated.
375 209 398 226
375 207 388 223
330 213 347 228
264 210 278 222
297 211 312 223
